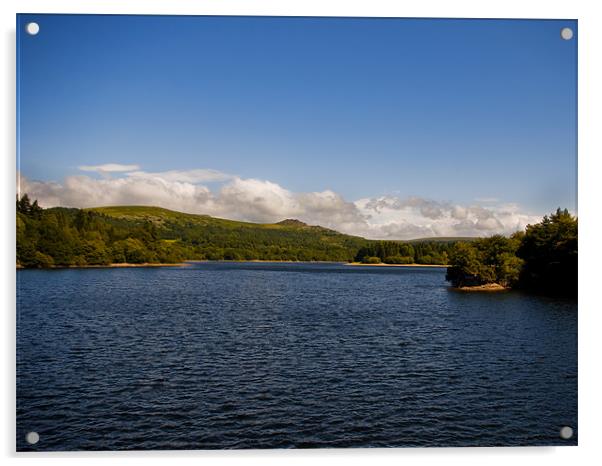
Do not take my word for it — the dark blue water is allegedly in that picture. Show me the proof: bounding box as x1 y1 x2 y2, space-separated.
17 262 577 450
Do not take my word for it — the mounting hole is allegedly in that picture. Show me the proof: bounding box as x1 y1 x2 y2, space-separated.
560 426 574 440
25 431 39 445
25 22 40 36
560 27 573 41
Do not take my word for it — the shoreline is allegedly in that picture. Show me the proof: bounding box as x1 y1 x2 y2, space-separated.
17 260 451 270
185 260 346 264
346 262 447 268
453 283 510 292
17 262 191 270
104 263 191 268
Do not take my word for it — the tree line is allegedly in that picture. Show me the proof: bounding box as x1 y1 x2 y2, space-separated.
446 208 577 296
17 195 191 267
17 195 577 295
354 240 452 265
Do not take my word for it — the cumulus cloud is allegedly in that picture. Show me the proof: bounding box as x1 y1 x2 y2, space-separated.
216 177 301 222
18 166 542 240
363 196 448 219
355 196 541 239
20 174 213 214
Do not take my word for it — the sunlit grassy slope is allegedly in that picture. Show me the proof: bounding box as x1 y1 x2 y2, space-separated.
88 206 342 232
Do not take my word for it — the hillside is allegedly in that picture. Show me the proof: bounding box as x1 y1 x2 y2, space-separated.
16 198 459 267
85 205 365 261
89 206 335 233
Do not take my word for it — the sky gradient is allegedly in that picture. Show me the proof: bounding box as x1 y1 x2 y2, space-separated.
17 15 577 239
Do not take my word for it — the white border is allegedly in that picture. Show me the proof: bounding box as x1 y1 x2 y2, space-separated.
3 1 601 465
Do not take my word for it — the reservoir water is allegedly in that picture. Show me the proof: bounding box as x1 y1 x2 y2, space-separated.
16 262 577 450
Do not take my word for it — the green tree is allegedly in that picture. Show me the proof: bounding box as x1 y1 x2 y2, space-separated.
81 239 111 265
362 256 381 264
17 194 31 214
497 253 524 287
446 242 483 286
517 208 577 296
31 251 55 268
447 236 520 287
111 238 156 264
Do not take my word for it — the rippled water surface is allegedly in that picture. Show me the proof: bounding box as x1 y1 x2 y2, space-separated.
17 262 577 450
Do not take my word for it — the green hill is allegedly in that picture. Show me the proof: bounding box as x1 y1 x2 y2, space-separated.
16 197 460 267
85 205 365 262
88 206 336 232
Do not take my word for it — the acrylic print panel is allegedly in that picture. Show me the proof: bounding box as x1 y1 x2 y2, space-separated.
16 14 577 451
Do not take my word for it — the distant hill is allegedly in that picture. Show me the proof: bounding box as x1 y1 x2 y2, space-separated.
91 206 333 232
17 200 467 267
84 205 368 262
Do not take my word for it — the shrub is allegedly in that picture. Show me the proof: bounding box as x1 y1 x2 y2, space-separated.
362 256 381 264
383 255 413 264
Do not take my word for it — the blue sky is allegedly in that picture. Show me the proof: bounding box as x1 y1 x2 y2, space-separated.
17 15 577 239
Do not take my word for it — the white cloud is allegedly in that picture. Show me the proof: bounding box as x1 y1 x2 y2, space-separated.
18 167 543 240
20 173 213 214
354 196 541 239
356 196 541 238
127 169 233 184
78 163 140 173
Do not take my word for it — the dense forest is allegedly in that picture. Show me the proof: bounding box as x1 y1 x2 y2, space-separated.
16 195 457 267
446 208 577 296
354 240 455 265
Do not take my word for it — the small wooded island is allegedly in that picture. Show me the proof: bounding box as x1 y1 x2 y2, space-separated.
16 194 577 297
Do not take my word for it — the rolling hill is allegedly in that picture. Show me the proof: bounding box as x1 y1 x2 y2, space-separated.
17 201 466 267
85 205 367 262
